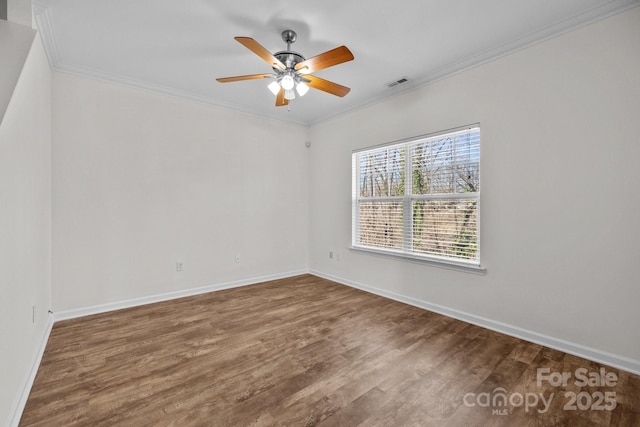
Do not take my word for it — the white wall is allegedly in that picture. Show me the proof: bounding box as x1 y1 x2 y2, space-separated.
0 19 35 124
309 7 640 366
0 35 52 425
52 73 310 311
3 6 637 425
7 0 32 28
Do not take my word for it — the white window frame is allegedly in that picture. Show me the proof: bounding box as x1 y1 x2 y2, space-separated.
351 124 485 273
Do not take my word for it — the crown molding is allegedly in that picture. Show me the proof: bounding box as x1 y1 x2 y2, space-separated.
414 0 640 86
32 0 640 126
309 0 640 125
32 0 60 69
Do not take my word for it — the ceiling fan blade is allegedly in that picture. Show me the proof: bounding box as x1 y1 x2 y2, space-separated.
275 87 289 107
295 46 354 74
305 75 351 97
235 37 286 70
216 73 274 83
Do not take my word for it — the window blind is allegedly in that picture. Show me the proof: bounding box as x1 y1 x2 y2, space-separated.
352 125 480 266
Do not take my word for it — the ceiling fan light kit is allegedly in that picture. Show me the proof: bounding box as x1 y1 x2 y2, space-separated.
217 30 354 107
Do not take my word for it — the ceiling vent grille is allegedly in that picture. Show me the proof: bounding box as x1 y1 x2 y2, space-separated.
386 76 410 88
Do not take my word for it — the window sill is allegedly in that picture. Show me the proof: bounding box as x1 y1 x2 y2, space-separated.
348 245 486 275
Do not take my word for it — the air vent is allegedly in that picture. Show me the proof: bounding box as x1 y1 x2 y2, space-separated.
386 76 410 88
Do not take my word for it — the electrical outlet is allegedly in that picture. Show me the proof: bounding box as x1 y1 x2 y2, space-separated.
176 261 184 272
234 255 241 263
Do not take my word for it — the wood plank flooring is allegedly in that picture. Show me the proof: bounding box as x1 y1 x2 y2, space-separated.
20 274 640 426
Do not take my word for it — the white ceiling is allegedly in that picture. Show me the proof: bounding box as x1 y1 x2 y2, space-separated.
33 0 639 125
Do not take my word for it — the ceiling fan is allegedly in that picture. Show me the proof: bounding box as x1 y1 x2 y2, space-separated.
216 30 354 107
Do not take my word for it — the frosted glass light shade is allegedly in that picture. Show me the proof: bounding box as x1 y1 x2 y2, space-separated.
267 81 281 95
280 74 295 90
284 89 296 100
296 82 309 97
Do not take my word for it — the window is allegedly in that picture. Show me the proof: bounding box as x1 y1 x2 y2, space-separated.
352 125 481 269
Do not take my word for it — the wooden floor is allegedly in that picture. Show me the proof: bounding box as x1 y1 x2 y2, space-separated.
20 275 640 426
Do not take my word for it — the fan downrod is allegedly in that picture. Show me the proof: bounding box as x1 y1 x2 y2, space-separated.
281 30 297 49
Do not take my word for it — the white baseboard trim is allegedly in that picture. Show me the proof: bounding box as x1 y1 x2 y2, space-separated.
8 313 54 427
8 270 306 426
310 270 640 376
54 269 308 322
14 267 637 427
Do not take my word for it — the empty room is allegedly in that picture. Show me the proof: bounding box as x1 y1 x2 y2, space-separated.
2 0 639 425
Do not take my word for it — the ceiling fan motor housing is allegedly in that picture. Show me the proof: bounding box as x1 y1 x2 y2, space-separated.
273 51 305 70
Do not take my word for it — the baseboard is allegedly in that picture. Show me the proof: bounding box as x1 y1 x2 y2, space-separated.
17 267 638 427
309 270 640 376
9 270 306 425
8 313 54 427
54 269 308 321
